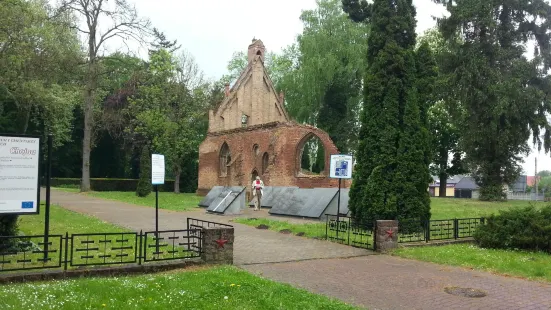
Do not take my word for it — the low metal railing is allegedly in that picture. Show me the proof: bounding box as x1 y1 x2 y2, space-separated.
0 229 202 273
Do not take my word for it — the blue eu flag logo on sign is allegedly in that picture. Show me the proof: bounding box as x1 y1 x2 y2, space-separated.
21 202 34 209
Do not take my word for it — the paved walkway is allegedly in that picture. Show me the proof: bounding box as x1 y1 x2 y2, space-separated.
244 256 551 310
47 190 370 265
48 190 551 309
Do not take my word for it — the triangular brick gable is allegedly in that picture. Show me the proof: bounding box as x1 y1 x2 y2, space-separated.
210 49 290 132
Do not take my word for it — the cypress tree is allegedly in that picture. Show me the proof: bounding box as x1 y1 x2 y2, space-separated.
343 0 431 225
136 145 152 197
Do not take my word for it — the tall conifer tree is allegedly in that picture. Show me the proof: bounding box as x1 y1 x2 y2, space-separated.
343 0 431 224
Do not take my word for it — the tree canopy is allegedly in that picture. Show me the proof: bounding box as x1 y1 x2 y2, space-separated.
433 0 551 200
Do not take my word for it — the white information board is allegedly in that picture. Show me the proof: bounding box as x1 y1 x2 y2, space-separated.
0 135 41 214
329 154 353 179
151 154 165 185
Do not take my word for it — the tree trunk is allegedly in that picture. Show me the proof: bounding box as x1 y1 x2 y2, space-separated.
174 167 181 193
81 46 96 192
81 84 93 192
439 172 448 197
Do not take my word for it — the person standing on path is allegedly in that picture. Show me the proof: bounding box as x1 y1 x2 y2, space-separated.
252 176 264 211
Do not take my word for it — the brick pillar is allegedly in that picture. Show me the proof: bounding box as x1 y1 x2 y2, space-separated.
201 227 234 264
374 220 398 253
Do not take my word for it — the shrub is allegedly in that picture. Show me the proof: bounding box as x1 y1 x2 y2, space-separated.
473 205 551 253
0 215 18 250
136 146 152 197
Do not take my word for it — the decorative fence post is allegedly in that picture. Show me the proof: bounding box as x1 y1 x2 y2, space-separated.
374 220 399 252
201 226 234 265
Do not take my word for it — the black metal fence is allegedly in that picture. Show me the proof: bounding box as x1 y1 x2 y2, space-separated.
326 215 374 249
398 217 485 243
325 215 485 248
0 218 233 273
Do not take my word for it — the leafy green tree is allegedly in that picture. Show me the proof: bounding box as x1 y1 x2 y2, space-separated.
537 170 551 178
58 0 152 192
278 0 368 153
343 0 431 224
126 48 208 193
136 145 151 197
0 0 82 236
428 102 465 196
433 0 551 201
417 27 466 194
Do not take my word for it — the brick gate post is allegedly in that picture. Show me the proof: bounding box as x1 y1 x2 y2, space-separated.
374 220 399 253
201 226 234 264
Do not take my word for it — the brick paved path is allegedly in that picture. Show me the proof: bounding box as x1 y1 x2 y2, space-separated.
244 256 551 310
49 190 551 309
47 190 370 265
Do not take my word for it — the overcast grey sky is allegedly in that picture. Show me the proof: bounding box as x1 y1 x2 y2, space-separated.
101 0 551 175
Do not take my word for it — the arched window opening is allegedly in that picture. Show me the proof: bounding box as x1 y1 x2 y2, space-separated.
256 50 262 56
219 142 231 176
298 134 325 175
262 152 269 174
253 144 260 157
251 169 259 181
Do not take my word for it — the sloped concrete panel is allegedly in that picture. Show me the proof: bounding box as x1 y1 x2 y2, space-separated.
206 187 246 215
325 188 350 216
269 188 338 219
248 186 299 208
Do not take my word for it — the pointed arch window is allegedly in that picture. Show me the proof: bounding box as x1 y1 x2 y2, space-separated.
219 142 231 176
262 152 269 174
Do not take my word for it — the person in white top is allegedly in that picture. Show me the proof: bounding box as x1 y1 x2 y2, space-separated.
251 176 264 211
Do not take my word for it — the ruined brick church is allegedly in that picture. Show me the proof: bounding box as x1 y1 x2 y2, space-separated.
197 39 347 196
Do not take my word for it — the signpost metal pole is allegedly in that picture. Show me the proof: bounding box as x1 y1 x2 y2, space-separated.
336 178 341 241
155 184 159 254
44 134 52 261
151 153 164 258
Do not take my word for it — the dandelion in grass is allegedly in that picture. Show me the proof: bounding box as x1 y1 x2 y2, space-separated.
230 284 235 287
224 296 229 300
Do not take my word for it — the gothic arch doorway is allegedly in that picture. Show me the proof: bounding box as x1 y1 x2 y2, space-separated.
251 169 259 181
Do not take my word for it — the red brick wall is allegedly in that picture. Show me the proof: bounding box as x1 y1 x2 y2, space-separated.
197 122 351 196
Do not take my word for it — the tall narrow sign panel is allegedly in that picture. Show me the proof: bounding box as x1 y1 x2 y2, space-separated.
151 154 165 185
0 135 40 214
329 154 353 179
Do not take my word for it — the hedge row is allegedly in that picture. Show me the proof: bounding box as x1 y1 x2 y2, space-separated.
46 178 176 192
473 205 551 253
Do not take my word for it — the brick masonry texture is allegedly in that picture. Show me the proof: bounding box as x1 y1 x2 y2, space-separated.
375 220 399 252
198 39 351 195
201 227 234 265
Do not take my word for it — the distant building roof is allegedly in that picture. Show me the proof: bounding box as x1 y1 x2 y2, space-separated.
455 176 479 190
430 175 464 187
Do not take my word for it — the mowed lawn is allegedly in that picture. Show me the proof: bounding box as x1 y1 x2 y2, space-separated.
0 266 358 310
393 244 551 283
429 197 547 219
54 187 546 219
5 205 357 310
18 204 129 235
53 188 202 212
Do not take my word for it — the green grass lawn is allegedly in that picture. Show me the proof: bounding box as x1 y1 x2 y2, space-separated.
53 188 202 212
393 244 551 282
18 204 129 235
0 266 358 310
430 197 547 219
232 218 326 239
